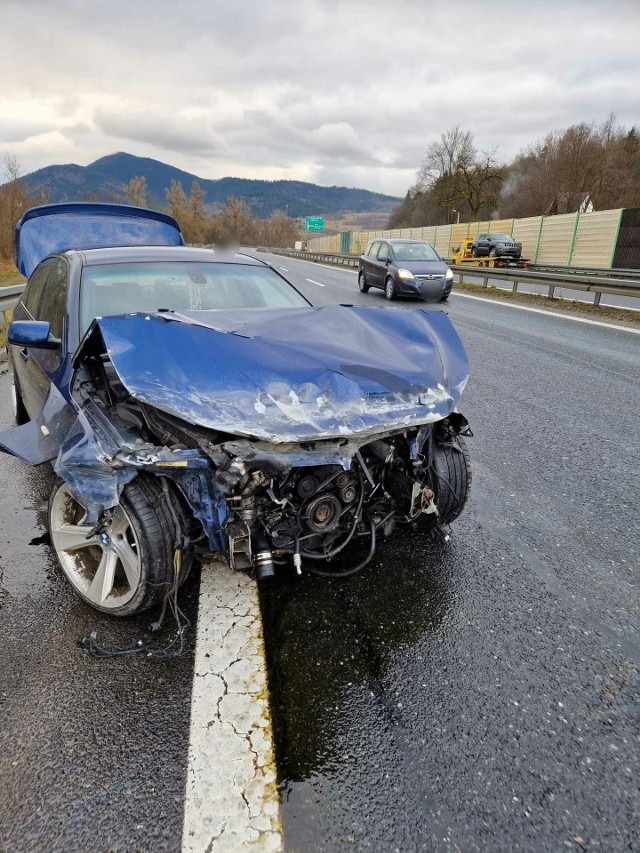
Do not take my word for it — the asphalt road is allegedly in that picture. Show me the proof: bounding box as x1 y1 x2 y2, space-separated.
0 386 199 851
259 254 640 851
1 254 639 851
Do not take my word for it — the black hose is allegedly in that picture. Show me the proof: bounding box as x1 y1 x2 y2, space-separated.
300 519 376 578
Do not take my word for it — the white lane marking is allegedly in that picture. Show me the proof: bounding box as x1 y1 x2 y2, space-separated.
306 278 326 287
280 267 289 271
282 257 357 274
452 291 640 335
182 561 282 852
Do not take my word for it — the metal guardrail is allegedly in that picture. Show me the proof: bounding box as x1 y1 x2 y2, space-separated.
263 249 640 308
448 265 640 306
530 264 640 280
0 284 26 331
264 249 361 268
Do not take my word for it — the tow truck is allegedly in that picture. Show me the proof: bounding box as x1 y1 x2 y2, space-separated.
449 238 531 269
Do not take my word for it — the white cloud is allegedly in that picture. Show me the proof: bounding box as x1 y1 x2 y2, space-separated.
0 0 638 194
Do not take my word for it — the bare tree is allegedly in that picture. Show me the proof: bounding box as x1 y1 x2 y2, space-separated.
164 179 189 230
215 197 256 246
123 176 147 207
416 127 504 221
187 181 207 243
260 210 298 248
0 153 31 262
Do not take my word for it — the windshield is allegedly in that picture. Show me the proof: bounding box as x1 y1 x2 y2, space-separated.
390 242 440 262
80 261 309 333
489 233 512 241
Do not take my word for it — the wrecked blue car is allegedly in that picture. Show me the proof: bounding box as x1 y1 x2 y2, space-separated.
1 203 472 616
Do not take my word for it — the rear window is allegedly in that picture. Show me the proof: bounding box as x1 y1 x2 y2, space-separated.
80 261 309 334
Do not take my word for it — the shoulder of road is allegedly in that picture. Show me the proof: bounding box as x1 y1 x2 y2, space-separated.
454 281 640 331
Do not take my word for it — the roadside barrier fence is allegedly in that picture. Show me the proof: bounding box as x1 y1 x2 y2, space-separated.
264 249 640 307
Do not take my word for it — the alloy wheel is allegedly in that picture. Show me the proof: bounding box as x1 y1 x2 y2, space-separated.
49 484 142 609
385 278 395 300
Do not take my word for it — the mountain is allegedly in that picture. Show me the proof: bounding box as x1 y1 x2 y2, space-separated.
16 152 401 220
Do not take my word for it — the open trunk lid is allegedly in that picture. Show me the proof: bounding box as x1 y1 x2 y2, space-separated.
14 202 184 277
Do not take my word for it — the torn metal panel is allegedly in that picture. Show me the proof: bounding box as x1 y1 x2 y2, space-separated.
53 405 139 522
0 384 76 465
55 402 228 548
74 306 469 443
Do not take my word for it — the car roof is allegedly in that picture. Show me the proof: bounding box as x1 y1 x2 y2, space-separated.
64 245 268 267
387 238 428 244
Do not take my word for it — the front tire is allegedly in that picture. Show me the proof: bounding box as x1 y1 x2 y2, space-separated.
432 435 471 524
48 475 190 616
385 277 396 301
358 271 370 293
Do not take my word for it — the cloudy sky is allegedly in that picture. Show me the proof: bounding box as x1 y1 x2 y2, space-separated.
1 0 638 197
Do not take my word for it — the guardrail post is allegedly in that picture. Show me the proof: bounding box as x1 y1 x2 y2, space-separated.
593 292 602 307
512 280 518 293
548 285 555 299
483 276 489 287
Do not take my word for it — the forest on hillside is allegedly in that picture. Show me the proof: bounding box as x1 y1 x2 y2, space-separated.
0 158 299 261
389 117 640 228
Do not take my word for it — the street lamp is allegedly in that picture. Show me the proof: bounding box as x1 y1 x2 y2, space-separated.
452 209 461 225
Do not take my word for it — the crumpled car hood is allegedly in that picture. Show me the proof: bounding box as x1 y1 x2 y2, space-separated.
77 306 469 443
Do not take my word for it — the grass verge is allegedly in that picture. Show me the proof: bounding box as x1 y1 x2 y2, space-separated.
0 260 25 288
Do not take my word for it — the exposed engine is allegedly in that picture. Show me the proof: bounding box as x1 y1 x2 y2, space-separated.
221 423 468 579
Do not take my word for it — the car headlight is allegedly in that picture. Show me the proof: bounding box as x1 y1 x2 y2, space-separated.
397 269 415 280
445 268 454 281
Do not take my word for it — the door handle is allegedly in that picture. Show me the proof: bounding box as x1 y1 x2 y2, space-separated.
19 347 29 362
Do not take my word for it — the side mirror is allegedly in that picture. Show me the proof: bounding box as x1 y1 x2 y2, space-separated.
385 257 392 265
8 320 60 350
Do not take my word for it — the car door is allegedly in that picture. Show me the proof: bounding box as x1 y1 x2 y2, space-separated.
363 241 380 282
476 233 490 255
11 257 57 416
373 242 391 288
16 257 69 418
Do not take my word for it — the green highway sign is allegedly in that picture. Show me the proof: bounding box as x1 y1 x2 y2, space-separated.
305 216 324 232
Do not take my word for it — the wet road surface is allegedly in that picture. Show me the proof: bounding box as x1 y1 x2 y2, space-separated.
0 253 638 851
260 254 640 851
0 374 198 851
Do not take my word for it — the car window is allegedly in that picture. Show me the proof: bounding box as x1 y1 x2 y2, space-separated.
377 243 389 261
390 242 440 262
23 258 56 317
368 241 380 257
36 258 68 340
79 261 310 335
489 233 511 241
